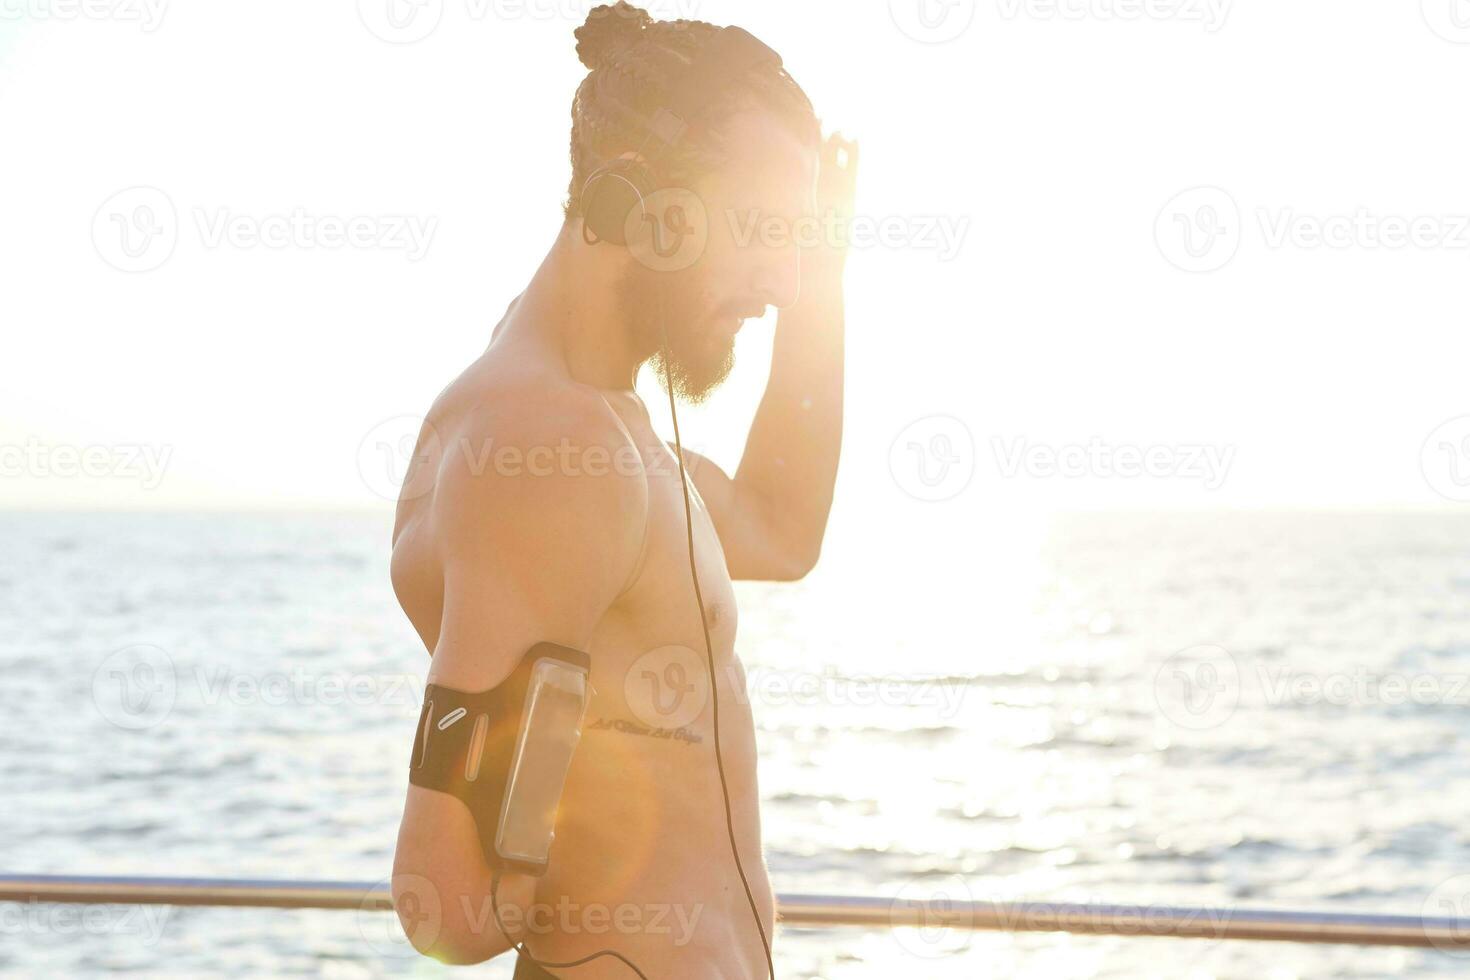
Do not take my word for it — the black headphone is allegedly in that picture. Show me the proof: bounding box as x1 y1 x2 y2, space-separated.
579 26 783 248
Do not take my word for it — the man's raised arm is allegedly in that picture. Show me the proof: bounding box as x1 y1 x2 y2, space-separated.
690 133 859 582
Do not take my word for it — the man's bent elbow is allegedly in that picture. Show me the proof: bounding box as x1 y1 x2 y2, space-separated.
391 873 510 965
771 540 821 581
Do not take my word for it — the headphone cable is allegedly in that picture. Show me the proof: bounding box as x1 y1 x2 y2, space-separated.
489 868 651 980
660 294 778 980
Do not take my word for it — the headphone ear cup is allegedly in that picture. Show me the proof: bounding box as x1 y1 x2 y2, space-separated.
581 161 654 247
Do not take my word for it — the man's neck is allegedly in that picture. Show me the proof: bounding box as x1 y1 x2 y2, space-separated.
506 224 645 392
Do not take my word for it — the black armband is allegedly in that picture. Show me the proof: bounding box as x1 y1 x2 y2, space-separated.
409 643 591 876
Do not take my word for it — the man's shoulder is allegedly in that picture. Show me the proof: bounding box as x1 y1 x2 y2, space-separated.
428 360 648 531
442 358 638 463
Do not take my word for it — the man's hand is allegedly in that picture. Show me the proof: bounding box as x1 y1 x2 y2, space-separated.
807 131 861 281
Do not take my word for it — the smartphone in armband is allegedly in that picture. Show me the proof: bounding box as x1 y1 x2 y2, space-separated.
495 657 590 873
409 643 591 876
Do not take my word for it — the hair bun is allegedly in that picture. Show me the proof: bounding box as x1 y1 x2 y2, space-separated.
576 2 652 70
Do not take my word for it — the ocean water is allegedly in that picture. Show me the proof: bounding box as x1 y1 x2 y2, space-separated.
2 510 1469 978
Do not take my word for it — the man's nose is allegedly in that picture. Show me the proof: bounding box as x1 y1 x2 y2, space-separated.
751 241 802 310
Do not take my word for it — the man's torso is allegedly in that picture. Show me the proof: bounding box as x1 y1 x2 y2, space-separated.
391 348 773 976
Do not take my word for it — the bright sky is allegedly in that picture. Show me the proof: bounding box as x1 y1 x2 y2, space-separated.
3 0 1470 521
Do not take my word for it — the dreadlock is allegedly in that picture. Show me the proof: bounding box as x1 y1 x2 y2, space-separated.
563 1 819 220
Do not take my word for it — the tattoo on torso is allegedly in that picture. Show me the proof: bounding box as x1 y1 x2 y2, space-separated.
588 717 704 745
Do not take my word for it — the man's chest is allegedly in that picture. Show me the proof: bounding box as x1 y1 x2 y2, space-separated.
621 447 739 646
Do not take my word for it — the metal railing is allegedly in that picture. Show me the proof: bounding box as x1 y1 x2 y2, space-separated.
2 874 1467 949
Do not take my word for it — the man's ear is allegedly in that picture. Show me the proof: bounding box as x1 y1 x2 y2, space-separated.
625 186 711 274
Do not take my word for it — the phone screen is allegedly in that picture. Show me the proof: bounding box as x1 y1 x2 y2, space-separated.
495 660 589 869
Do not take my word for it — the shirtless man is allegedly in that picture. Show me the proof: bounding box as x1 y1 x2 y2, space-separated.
389 4 855 976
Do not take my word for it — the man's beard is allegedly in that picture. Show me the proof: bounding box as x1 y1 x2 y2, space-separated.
618 263 735 404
